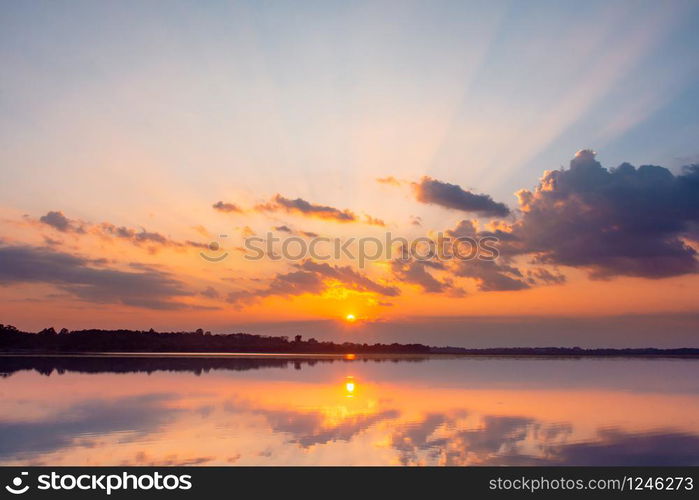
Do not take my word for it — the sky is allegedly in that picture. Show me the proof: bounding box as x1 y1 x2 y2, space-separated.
1 0 699 347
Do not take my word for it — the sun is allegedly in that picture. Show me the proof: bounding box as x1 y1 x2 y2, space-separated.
345 313 357 323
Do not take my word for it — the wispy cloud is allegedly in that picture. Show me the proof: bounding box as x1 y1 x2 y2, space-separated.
255 194 385 225
35 211 207 252
376 176 404 186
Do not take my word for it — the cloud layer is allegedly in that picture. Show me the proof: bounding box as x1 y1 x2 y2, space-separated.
0 245 192 309
14 150 699 311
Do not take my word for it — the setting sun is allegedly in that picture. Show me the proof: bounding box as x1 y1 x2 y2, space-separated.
345 314 357 323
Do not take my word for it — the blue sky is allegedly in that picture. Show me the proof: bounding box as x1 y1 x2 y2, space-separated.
2 0 699 217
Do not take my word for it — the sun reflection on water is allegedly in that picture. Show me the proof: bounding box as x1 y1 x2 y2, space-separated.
345 376 356 397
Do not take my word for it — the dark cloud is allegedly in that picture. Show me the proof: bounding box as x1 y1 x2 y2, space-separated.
424 150 699 291
101 224 166 244
39 211 85 233
391 259 462 295
0 245 192 309
256 194 385 225
412 176 510 217
271 226 319 237
452 259 530 292
442 219 531 292
99 223 207 251
183 240 209 249
35 211 207 252
212 201 242 213
509 150 699 279
227 260 399 307
257 194 356 222
526 267 566 285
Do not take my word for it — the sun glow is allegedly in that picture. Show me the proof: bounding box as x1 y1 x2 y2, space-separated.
345 376 356 397
345 314 356 322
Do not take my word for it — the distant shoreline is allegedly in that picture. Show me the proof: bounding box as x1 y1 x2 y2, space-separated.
1 350 698 359
1 325 698 357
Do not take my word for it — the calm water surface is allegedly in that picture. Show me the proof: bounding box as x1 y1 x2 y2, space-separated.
1 355 698 465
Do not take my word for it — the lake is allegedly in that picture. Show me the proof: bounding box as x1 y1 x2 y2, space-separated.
1 354 698 465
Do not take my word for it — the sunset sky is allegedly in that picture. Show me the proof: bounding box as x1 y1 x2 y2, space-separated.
1 0 699 346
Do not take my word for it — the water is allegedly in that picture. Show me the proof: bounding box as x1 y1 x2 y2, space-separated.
1 354 698 465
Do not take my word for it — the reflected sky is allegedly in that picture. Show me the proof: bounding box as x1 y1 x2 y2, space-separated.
0 355 698 465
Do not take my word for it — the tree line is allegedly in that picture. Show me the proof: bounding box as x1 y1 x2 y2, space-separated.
0 324 431 354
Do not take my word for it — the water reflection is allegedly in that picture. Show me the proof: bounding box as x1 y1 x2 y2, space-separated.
0 355 698 465
0 354 427 378
345 376 356 397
